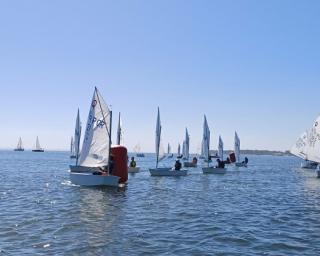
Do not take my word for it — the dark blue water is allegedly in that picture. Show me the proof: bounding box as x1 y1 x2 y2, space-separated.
0 151 320 255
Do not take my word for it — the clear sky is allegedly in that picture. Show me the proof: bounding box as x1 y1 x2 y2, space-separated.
0 0 319 152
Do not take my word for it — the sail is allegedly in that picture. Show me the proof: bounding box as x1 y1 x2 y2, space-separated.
35 136 42 150
178 143 181 155
155 107 165 166
305 116 320 163
234 132 241 162
116 112 122 145
203 115 210 161
70 136 74 155
200 140 204 158
290 131 308 160
183 128 190 160
17 137 23 150
134 144 141 153
167 143 172 154
78 87 111 167
218 136 224 160
74 108 81 162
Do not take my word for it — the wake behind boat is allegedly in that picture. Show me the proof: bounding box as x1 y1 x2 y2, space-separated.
149 108 187 176
69 87 128 187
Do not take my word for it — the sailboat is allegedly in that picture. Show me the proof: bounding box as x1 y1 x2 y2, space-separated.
177 143 183 159
202 115 226 174
199 140 205 159
167 143 174 158
69 87 128 186
183 128 197 167
234 132 248 167
14 137 24 151
134 144 145 157
290 130 318 169
149 108 187 176
32 136 44 152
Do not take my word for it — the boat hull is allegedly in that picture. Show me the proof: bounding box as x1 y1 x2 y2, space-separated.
128 167 140 173
14 149 24 151
301 161 318 169
136 153 145 157
32 150 44 152
202 167 227 174
184 162 197 168
69 165 100 173
235 162 247 167
69 172 120 187
149 168 187 176
70 155 77 159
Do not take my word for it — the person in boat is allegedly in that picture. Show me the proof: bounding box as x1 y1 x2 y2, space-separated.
216 159 225 168
192 157 198 164
242 157 249 164
175 160 182 170
130 157 137 168
225 157 231 164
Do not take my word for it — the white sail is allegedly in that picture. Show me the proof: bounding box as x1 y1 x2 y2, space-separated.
290 131 308 160
202 115 210 161
167 143 170 154
155 107 165 166
183 128 190 160
78 87 111 167
218 136 224 160
35 136 43 150
74 108 81 162
306 116 320 163
17 137 23 150
116 112 123 145
178 143 181 155
234 132 241 162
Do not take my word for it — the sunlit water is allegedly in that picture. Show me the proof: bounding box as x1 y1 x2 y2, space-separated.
0 151 320 255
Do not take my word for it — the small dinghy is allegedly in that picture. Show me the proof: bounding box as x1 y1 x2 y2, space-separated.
234 132 248 167
69 87 128 187
201 115 227 174
32 136 44 152
14 137 24 151
177 144 183 158
149 108 188 176
183 128 197 167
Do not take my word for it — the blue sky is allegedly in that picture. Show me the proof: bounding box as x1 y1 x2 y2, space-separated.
0 0 319 152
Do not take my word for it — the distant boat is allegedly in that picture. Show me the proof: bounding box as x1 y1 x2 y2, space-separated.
290 130 318 169
32 136 44 152
14 137 24 151
218 136 224 161
202 115 226 174
149 108 187 176
70 109 81 159
234 132 247 167
69 87 127 186
134 144 145 157
167 143 173 158
182 128 196 167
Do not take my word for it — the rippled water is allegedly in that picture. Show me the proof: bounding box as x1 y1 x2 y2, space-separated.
1 151 320 255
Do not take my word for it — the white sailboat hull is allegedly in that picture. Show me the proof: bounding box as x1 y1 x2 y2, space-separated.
184 162 197 168
235 162 247 167
128 167 140 173
69 172 120 187
202 167 227 174
149 168 187 176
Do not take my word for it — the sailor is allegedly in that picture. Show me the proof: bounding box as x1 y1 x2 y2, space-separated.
175 160 182 170
216 159 225 168
192 157 198 164
244 157 248 164
130 157 137 168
